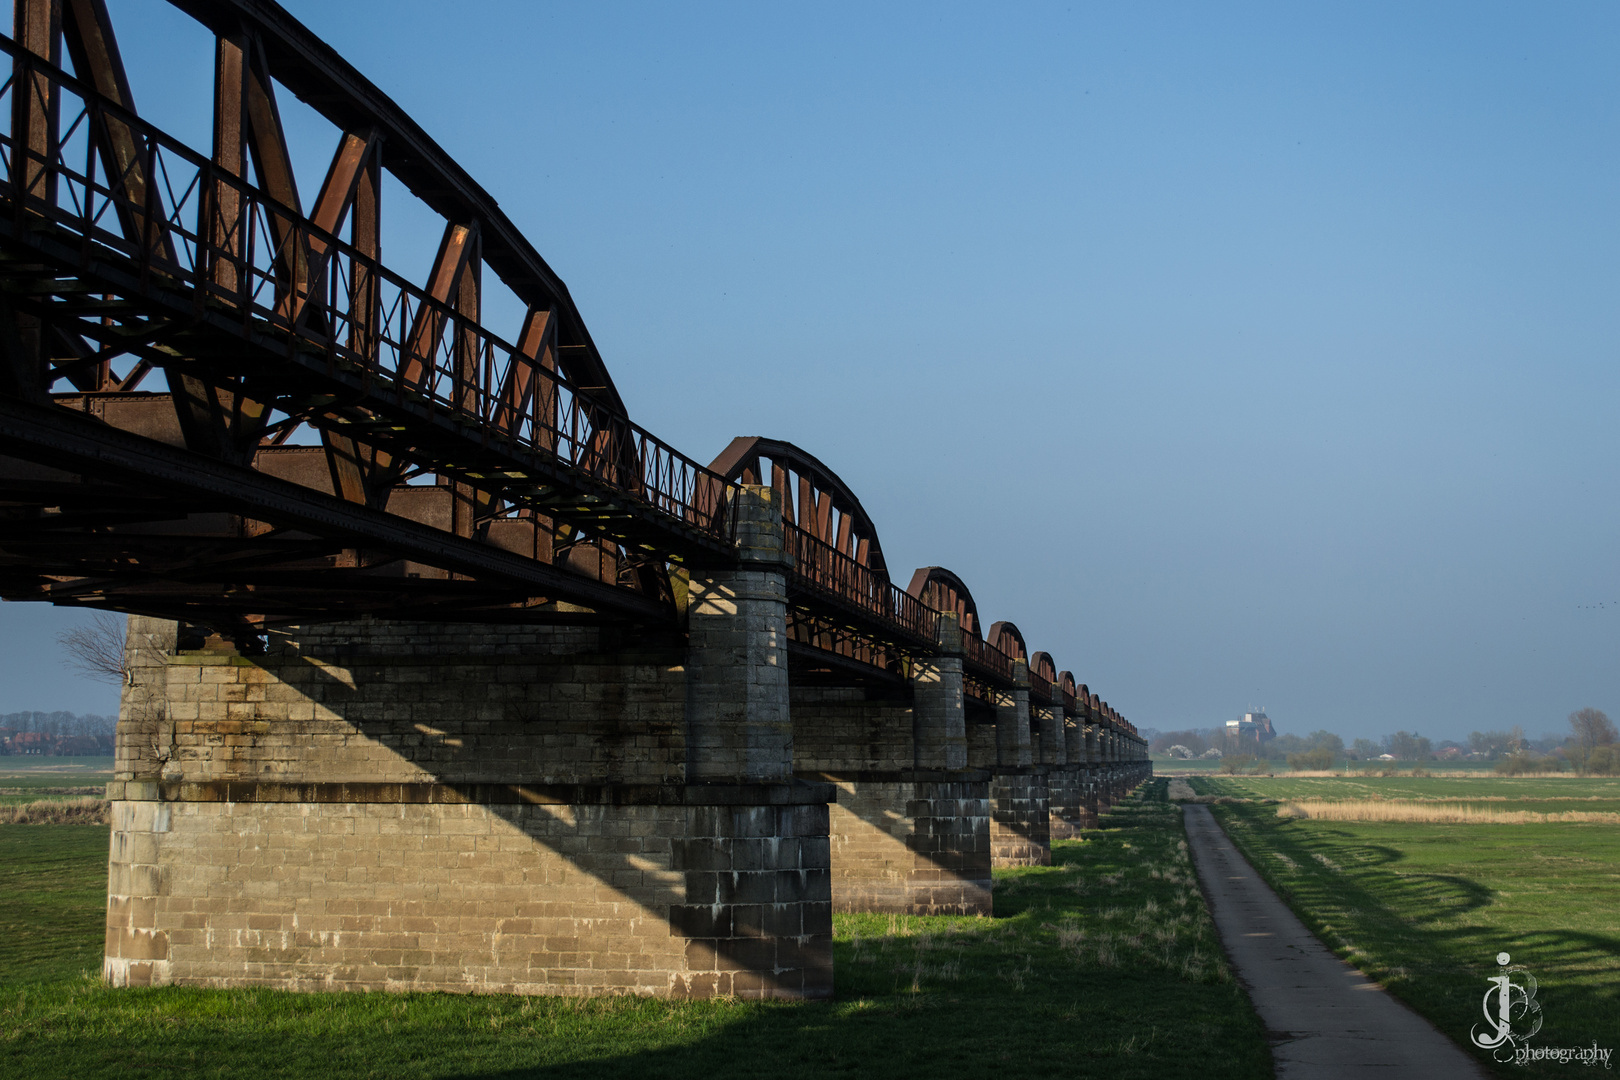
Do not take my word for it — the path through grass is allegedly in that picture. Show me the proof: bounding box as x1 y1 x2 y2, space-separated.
1189 776 1619 1077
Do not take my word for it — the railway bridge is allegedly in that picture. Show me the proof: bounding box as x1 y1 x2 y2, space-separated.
0 0 1149 998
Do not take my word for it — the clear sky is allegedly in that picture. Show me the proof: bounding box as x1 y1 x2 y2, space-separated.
3 0 1617 743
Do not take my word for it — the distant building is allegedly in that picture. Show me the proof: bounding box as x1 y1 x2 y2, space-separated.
1226 711 1276 749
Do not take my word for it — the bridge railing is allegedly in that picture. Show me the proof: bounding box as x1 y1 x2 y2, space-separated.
0 37 736 545
784 524 938 649
961 632 1014 686
1028 668 1053 703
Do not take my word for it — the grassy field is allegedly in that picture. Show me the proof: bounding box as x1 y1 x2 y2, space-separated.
1150 757 1511 777
1193 773 1620 816
0 780 1271 1080
0 758 114 806
1189 775 1619 1077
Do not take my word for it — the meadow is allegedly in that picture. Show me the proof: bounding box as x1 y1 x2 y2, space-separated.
0 779 1272 1080
1189 774 1620 1078
0 756 114 807
1194 772 1620 807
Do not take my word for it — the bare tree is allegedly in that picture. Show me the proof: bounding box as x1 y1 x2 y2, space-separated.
57 612 127 685
1568 708 1617 772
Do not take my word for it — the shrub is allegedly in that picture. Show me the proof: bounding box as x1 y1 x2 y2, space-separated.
1494 752 1559 776
1286 748 1335 772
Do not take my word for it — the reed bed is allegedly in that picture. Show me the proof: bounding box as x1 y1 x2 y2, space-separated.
1276 799 1620 824
0 797 109 825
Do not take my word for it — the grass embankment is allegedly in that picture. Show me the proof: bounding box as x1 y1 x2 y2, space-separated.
0 781 1271 1080
1188 775 1619 1078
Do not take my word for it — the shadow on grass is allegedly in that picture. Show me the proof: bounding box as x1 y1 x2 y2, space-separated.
0 784 1276 1080
1211 803 1620 1079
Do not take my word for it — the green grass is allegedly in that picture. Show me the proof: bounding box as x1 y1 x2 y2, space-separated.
0 758 114 805
0 783 1271 1079
0 757 115 779
1192 777 1620 1077
1193 773 1620 815
0 825 110 983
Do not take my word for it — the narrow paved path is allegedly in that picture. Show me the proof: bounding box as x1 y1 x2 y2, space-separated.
1182 803 1491 1079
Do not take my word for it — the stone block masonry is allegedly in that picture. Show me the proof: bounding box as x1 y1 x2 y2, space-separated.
1048 766 1087 840
105 778 831 997
102 481 1151 997
989 770 1051 866
814 773 991 915
105 487 836 999
788 610 992 917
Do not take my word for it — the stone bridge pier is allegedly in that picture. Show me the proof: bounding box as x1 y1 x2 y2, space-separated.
104 487 835 1000
1047 702 1085 841
792 614 992 916
985 663 1051 867
100 483 1152 998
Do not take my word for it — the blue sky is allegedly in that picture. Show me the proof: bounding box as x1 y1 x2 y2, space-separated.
3 1 1617 743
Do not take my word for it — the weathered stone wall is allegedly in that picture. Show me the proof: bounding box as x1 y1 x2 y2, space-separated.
149 624 685 786
818 775 990 915
1048 766 1086 840
966 715 998 771
105 778 830 997
108 554 832 1001
792 685 991 916
791 689 912 773
989 770 1051 867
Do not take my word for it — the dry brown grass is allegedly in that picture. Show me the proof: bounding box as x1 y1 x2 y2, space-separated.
0 786 104 797
1276 799 1620 824
0 796 109 824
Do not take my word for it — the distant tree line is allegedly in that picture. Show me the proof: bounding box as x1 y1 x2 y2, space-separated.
0 711 117 756
1145 708 1620 775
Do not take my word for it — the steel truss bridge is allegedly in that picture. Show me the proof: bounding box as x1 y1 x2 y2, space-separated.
0 0 1136 739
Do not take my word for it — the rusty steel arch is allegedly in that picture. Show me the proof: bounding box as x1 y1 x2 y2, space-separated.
1027 650 1058 705
709 437 889 576
709 437 937 682
987 621 1027 663
0 0 737 642
905 565 982 638
901 567 1025 698
0 0 1136 727
171 0 628 416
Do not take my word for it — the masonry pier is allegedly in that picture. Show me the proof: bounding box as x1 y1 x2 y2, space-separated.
106 489 835 999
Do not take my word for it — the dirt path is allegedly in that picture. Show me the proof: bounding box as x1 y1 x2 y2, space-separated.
1182 803 1490 1079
